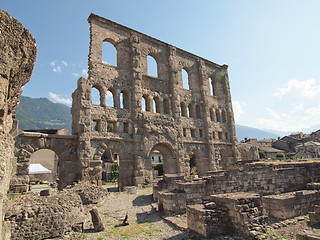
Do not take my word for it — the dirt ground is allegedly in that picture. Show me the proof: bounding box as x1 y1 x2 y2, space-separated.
58 186 313 240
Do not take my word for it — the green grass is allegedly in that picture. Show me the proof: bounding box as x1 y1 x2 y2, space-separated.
104 221 162 239
7 193 21 200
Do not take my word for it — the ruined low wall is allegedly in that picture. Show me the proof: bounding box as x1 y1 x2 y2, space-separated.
5 182 108 239
5 190 84 240
187 192 264 239
157 162 320 213
262 190 320 219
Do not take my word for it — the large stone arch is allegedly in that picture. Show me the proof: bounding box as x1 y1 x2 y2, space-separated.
92 140 134 189
148 142 178 176
12 132 77 191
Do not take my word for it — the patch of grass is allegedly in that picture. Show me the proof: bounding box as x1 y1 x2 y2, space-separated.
7 193 21 200
71 232 87 240
104 221 161 239
265 228 287 240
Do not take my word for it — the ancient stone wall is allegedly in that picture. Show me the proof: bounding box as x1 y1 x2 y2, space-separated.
262 190 320 219
5 190 84 240
71 13 239 188
12 132 78 191
157 162 320 213
0 9 36 240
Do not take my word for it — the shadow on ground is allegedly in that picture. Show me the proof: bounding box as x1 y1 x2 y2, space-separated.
132 194 153 206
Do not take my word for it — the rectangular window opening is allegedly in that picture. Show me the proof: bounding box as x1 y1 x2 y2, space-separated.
191 129 196 138
183 128 187 137
123 122 129 133
199 129 203 138
107 122 116 133
218 132 223 139
93 120 99 132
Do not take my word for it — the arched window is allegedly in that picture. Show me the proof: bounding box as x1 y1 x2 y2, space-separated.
180 102 187 117
188 103 194 118
222 109 227 123
210 108 216 121
91 87 101 105
142 96 147 111
216 109 221 122
209 76 215 96
182 68 190 90
163 98 170 115
147 55 158 77
120 90 129 109
153 97 160 113
106 89 114 107
196 105 201 119
102 40 117 66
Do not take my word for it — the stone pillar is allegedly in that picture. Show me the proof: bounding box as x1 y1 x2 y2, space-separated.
129 33 146 186
198 59 217 172
221 65 240 167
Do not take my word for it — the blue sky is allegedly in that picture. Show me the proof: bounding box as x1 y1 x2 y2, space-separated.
2 0 320 133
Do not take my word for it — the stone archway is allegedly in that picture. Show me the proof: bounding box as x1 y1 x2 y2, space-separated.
29 149 59 183
149 143 178 177
12 133 78 192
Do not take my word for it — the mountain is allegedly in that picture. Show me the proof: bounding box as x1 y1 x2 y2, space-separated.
16 96 72 134
235 124 280 141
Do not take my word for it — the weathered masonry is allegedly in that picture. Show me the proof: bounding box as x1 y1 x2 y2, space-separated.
71 13 239 188
12 13 239 191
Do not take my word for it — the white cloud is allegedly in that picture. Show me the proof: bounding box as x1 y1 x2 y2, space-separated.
273 78 320 99
61 60 68 67
232 100 245 123
266 107 280 121
81 69 88 77
251 78 320 132
48 92 72 105
53 66 61 73
50 61 56 67
72 72 80 77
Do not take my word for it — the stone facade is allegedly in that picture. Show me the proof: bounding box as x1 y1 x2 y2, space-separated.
71 13 239 189
0 9 36 240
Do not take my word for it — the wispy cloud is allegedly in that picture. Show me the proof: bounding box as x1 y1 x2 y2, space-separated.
48 92 72 105
61 61 68 67
53 66 61 73
72 72 80 77
50 60 68 73
273 78 320 99
81 69 88 77
232 100 245 123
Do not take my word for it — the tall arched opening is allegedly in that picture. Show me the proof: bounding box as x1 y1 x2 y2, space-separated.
149 143 178 179
29 149 59 185
101 148 120 190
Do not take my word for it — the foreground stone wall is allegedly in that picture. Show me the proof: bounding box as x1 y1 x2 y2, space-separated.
5 182 108 239
157 162 320 213
5 190 84 240
71 13 240 188
0 9 36 240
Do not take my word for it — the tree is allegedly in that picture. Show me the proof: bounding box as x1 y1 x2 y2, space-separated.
275 152 285 160
259 150 266 159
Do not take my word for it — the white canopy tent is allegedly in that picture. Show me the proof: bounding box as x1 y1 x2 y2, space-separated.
29 163 52 174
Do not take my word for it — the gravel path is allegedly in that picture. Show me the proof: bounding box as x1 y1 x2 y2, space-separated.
68 186 190 240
